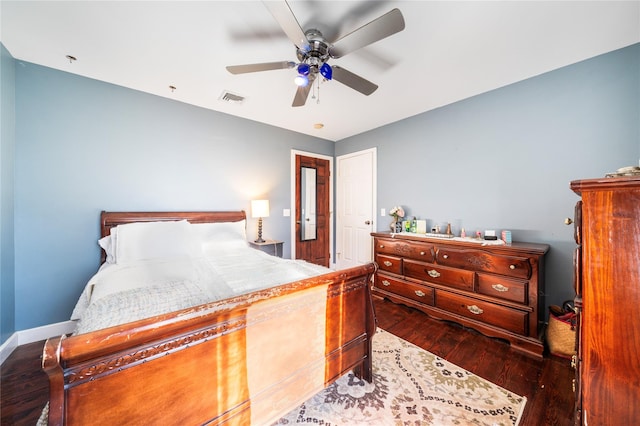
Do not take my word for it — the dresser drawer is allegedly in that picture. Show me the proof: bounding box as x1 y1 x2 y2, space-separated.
375 273 434 306
436 248 531 279
435 291 528 335
477 273 528 305
376 254 402 275
374 238 435 262
404 259 475 292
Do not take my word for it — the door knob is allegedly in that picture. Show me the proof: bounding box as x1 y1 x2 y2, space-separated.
564 218 573 225
365 220 372 225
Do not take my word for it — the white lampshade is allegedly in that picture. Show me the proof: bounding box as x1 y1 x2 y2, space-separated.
251 199 270 218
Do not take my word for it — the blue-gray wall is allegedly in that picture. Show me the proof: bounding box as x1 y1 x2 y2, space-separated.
337 43 640 311
1 41 638 341
13 61 334 331
1 43 16 345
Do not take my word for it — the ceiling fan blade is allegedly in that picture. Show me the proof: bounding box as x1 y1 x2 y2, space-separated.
331 66 378 96
329 8 405 59
292 75 315 107
226 61 295 74
263 1 310 51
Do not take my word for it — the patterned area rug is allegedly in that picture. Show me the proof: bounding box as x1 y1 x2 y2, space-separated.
274 328 526 425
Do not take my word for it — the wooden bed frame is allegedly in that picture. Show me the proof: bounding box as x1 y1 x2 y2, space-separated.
43 211 377 425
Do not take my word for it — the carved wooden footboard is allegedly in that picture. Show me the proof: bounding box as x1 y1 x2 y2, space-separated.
43 263 376 425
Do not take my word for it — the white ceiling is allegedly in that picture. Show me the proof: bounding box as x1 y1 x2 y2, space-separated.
2 1 639 142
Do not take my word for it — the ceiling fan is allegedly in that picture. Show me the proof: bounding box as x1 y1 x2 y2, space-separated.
226 1 405 107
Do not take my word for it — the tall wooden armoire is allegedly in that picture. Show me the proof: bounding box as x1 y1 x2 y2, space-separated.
570 176 640 425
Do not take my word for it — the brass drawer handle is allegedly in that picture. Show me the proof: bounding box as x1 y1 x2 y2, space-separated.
415 290 426 297
509 264 516 270
428 269 441 278
420 251 426 255
492 284 509 292
571 355 577 369
467 305 484 315
383 261 393 267
572 379 576 393
379 244 385 248
381 280 391 287
442 254 449 259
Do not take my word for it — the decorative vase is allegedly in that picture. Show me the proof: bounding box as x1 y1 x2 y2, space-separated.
390 217 404 232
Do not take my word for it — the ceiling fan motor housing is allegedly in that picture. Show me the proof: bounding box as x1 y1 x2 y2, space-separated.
296 29 331 71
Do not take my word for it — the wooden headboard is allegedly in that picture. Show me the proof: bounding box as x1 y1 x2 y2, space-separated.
100 210 247 238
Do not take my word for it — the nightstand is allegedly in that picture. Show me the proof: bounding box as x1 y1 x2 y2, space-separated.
248 240 284 257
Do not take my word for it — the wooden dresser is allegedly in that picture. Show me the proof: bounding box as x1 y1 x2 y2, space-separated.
371 232 549 358
570 176 640 425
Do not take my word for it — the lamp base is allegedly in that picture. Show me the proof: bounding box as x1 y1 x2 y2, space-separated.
255 218 265 244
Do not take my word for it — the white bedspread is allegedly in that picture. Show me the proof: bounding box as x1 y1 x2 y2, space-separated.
71 245 329 335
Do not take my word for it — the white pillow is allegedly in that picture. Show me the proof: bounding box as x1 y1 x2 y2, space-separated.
98 235 115 264
115 220 202 264
193 220 247 249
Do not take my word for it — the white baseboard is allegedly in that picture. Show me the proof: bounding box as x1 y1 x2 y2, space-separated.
18 320 76 345
0 333 19 365
0 320 76 366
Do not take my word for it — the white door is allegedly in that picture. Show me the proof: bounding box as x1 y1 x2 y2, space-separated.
336 148 376 270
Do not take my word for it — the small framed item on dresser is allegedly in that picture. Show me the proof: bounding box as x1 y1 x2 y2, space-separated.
249 239 284 257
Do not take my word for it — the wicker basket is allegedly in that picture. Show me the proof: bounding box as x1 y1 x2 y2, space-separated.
546 310 577 358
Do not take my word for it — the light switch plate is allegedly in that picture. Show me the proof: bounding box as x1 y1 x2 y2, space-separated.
381 208 386 216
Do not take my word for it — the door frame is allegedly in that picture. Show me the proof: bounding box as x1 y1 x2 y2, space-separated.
290 150 334 266
335 147 377 269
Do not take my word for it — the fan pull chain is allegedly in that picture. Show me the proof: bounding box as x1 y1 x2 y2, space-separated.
316 77 321 104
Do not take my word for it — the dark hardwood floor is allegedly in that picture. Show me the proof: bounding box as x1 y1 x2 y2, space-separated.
0 297 575 425
1 338 48 426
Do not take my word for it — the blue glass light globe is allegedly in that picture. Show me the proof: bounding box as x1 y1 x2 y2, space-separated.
297 63 311 76
320 63 332 80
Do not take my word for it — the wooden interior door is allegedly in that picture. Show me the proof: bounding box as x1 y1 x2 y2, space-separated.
295 154 330 267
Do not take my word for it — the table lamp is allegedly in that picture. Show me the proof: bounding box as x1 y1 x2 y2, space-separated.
251 199 270 243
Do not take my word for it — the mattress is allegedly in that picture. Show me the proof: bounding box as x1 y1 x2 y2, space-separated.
71 244 330 335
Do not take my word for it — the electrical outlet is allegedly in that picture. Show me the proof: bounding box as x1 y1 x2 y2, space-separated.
283 209 290 217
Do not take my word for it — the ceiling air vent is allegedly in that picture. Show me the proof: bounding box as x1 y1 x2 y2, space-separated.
219 90 245 104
